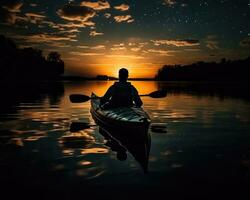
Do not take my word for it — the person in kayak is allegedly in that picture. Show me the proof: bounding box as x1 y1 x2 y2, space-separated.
100 68 143 109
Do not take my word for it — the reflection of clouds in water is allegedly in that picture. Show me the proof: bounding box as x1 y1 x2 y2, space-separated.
78 160 92 166
8 137 24 147
53 164 65 171
62 149 74 156
76 167 106 179
236 114 250 123
171 163 183 168
81 147 109 155
149 156 158 162
161 150 172 156
1 81 250 182
59 130 96 156
24 135 47 141
2 129 48 147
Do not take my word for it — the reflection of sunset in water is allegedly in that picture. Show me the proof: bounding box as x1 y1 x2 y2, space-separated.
81 147 109 155
1 81 250 190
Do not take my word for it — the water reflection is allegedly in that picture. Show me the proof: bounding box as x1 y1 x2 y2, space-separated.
0 80 250 198
99 126 151 173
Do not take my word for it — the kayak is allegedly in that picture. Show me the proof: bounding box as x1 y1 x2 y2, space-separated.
90 93 151 133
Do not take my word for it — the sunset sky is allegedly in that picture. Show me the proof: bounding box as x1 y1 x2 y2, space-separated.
0 0 250 78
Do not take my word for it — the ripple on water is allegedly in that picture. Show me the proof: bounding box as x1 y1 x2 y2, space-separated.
1 81 250 189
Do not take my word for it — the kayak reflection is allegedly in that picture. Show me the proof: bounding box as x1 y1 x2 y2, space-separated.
99 126 151 173
69 122 151 173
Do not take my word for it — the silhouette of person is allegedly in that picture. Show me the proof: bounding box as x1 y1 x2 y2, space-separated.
100 68 143 109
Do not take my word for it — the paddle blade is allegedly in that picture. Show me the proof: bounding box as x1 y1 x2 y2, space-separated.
69 94 90 103
148 90 167 98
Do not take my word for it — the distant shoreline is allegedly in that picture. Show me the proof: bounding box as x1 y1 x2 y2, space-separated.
62 76 156 81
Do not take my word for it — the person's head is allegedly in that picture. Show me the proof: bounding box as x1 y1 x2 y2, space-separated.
119 68 129 82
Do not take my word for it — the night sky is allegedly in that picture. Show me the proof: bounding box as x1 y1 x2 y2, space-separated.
0 0 250 77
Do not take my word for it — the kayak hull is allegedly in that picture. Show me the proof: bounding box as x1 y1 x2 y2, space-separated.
90 93 151 133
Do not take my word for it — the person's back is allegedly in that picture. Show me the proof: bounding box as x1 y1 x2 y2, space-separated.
100 68 143 108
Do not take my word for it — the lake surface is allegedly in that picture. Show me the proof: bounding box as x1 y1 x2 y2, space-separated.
0 81 250 199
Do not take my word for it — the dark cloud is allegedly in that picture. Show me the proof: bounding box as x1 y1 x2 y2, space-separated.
240 38 250 48
13 33 78 43
163 0 176 7
2 1 23 12
89 30 104 36
0 1 23 24
205 35 219 50
57 4 96 22
0 7 14 24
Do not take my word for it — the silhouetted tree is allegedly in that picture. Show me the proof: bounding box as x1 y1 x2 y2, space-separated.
47 52 64 77
0 35 65 81
156 57 250 82
47 52 62 63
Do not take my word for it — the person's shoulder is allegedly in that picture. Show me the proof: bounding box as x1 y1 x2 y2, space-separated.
130 84 138 92
112 82 120 87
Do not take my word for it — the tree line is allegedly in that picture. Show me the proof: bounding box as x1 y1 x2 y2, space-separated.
0 35 64 81
155 57 250 82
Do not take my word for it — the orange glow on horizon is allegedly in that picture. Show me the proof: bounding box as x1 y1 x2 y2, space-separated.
64 51 165 78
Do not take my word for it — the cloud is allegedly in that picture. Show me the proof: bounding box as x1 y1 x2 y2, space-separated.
130 47 141 52
59 29 80 33
163 0 176 7
30 4 38 7
240 38 250 47
77 45 89 48
104 13 111 18
111 43 126 50
147 49 175 56
2 1 23 12
89 30 104 36
47 42 71 48
152 39 200 47
24 12 46 24
25 13 46 18
138 42 148 47
70 51 104 56
59 21 95 28
91 45 105 50
111 47 126 51
114 15 134 23
81 1 110 10
42 20 65 30
184 48 201 52
57 4 96 22
205 35 219 50
114 4 130 11
0 1 23 24
13 33 77 43
106 55 144 59
206 41 219 50
77 45 105 50
0 7 16 24
113 43 125 47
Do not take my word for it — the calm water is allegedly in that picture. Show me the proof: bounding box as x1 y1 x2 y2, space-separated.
1 81 250 198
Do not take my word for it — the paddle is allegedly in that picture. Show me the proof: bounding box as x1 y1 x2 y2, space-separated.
69 90 167 103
